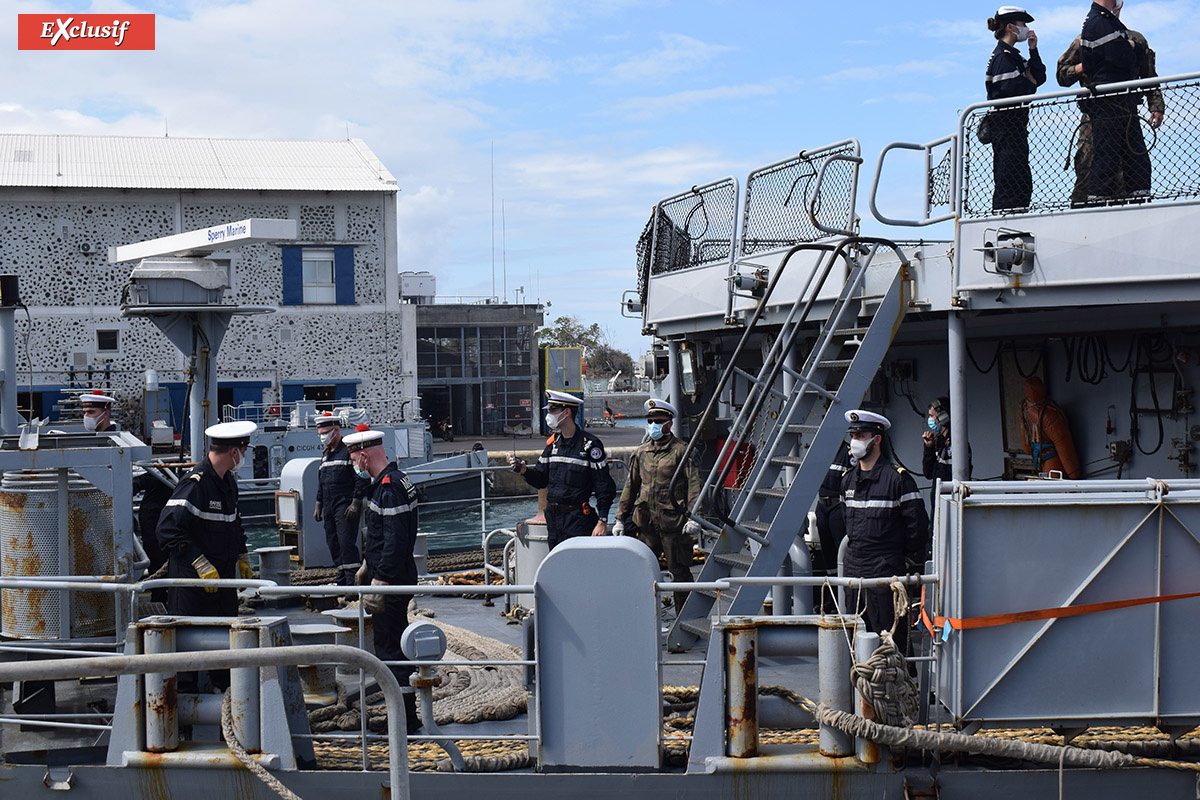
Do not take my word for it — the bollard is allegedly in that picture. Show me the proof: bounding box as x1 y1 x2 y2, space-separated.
726 624 759 758
143 623 179 752
253 546 294 587
818 618 854 757
229 624 261 753
853 629 882 764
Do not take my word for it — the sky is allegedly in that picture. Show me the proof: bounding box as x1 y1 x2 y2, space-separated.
4 0 1200 357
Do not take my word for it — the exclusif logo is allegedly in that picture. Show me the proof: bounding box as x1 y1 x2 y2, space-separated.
17 14 155 50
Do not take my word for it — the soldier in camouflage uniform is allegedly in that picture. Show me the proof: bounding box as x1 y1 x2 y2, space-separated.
1057 3 1165 206
613 398 702 613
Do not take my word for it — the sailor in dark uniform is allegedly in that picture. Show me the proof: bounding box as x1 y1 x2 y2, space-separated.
1079 0 1151 202
984 6 1046 212
840 410 929 659
157 420 256 619
344 424 422 733
313 412 365 585
921 396 972 543
509 390 616 549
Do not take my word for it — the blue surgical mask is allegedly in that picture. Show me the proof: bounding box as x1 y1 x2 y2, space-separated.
355 465 370 479
646 421 665 441
927 417 941 433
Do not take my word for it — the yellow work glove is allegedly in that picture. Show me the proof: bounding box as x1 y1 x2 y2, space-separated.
192 555 220 593
237 554 254 580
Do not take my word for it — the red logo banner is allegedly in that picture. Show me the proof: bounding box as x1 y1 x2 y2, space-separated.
17 14 155 50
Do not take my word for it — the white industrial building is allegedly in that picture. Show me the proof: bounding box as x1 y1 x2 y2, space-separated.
0 133 416 431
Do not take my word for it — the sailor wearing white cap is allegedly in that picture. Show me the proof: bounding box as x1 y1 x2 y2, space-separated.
156 419 258 685
614 397 702 612
80 390 117 433
509 389 616 549
343 424 422 733
313 413 365 585
839 410 928 660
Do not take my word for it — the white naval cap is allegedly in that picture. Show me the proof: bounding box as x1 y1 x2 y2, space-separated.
313 411 340 428
205 419 257 446
644 398 677 417
343 423 385 452
80 391 116 406
995 5 1034 23
844 409 891 433
545 389 582 408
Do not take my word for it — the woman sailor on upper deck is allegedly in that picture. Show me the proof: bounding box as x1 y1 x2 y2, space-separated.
985 6 1047 212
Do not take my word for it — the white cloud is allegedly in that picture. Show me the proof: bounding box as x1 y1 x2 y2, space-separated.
615 82 783 118
605 33 735 83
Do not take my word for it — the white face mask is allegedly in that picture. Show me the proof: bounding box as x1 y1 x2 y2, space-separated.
83 414 100 432
319 430 334 447
231 447 245 472
545 410 564 430
848 437 874 460
1012 23 1029 42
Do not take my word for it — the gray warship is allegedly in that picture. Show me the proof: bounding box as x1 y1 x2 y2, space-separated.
3 70 1200 798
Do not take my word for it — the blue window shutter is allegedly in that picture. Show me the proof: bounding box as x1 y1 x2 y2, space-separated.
334 246 355 305
335 382 358 402
281 246 302 306
281 384 303 404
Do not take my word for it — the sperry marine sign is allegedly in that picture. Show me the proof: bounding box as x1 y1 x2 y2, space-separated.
17 14 155 50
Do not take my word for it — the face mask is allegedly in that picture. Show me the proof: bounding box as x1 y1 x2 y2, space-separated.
646 422 665 440
319 431 334 447
1012 23 1029 42
355 465 371 479
231 447 245 471
849 437 873 460
83 414 99 432
927 417 941 433
545 411 563 430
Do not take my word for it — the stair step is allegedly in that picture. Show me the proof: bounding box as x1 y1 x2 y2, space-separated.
679 618 713 638
713 551 754 571
742 520 771 536
834 327 869 336
769 454 805 468
784 423 820 435
754 486 787 500
818 359 853 369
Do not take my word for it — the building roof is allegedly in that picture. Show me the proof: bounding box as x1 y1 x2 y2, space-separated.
0 134 397 192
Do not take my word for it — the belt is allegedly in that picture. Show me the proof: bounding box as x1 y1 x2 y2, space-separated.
817 495 841 506
546 502 585 514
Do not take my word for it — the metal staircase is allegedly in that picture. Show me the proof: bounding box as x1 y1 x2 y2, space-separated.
666 236 910 653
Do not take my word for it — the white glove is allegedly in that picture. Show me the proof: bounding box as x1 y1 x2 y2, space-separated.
612 519 626 536
355 561 369 585
364 578 387 615
683 520 702 538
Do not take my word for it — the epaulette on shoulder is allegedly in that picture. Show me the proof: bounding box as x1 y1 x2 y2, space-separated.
893 464 908 475
546 434 555 446
381 475 391 485
189 472 203 482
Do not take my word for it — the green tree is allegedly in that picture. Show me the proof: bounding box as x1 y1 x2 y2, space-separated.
537 315 633 378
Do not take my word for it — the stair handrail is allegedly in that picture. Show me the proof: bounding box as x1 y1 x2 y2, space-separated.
701 237 909 518
667 241 848 517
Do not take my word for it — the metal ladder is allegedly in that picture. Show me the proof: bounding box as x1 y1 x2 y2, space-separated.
667 236 910 653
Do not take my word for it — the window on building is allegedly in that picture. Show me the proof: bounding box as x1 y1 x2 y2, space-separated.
302 249 336 304
97 330 119 353
281 245 356 306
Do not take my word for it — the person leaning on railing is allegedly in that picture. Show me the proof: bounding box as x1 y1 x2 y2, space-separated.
1057 0 1164 207
1077 0 1154 204
984 6 1047 213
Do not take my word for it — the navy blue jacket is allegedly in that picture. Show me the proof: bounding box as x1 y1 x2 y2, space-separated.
841 459 928 572
522 428 617 517
986 41 1046 102
317 439 366 510
157 456 246 572
362 462 419 586
1080 2 1138 87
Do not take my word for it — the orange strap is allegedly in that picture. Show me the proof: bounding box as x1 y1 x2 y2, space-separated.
921 585 1200 633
